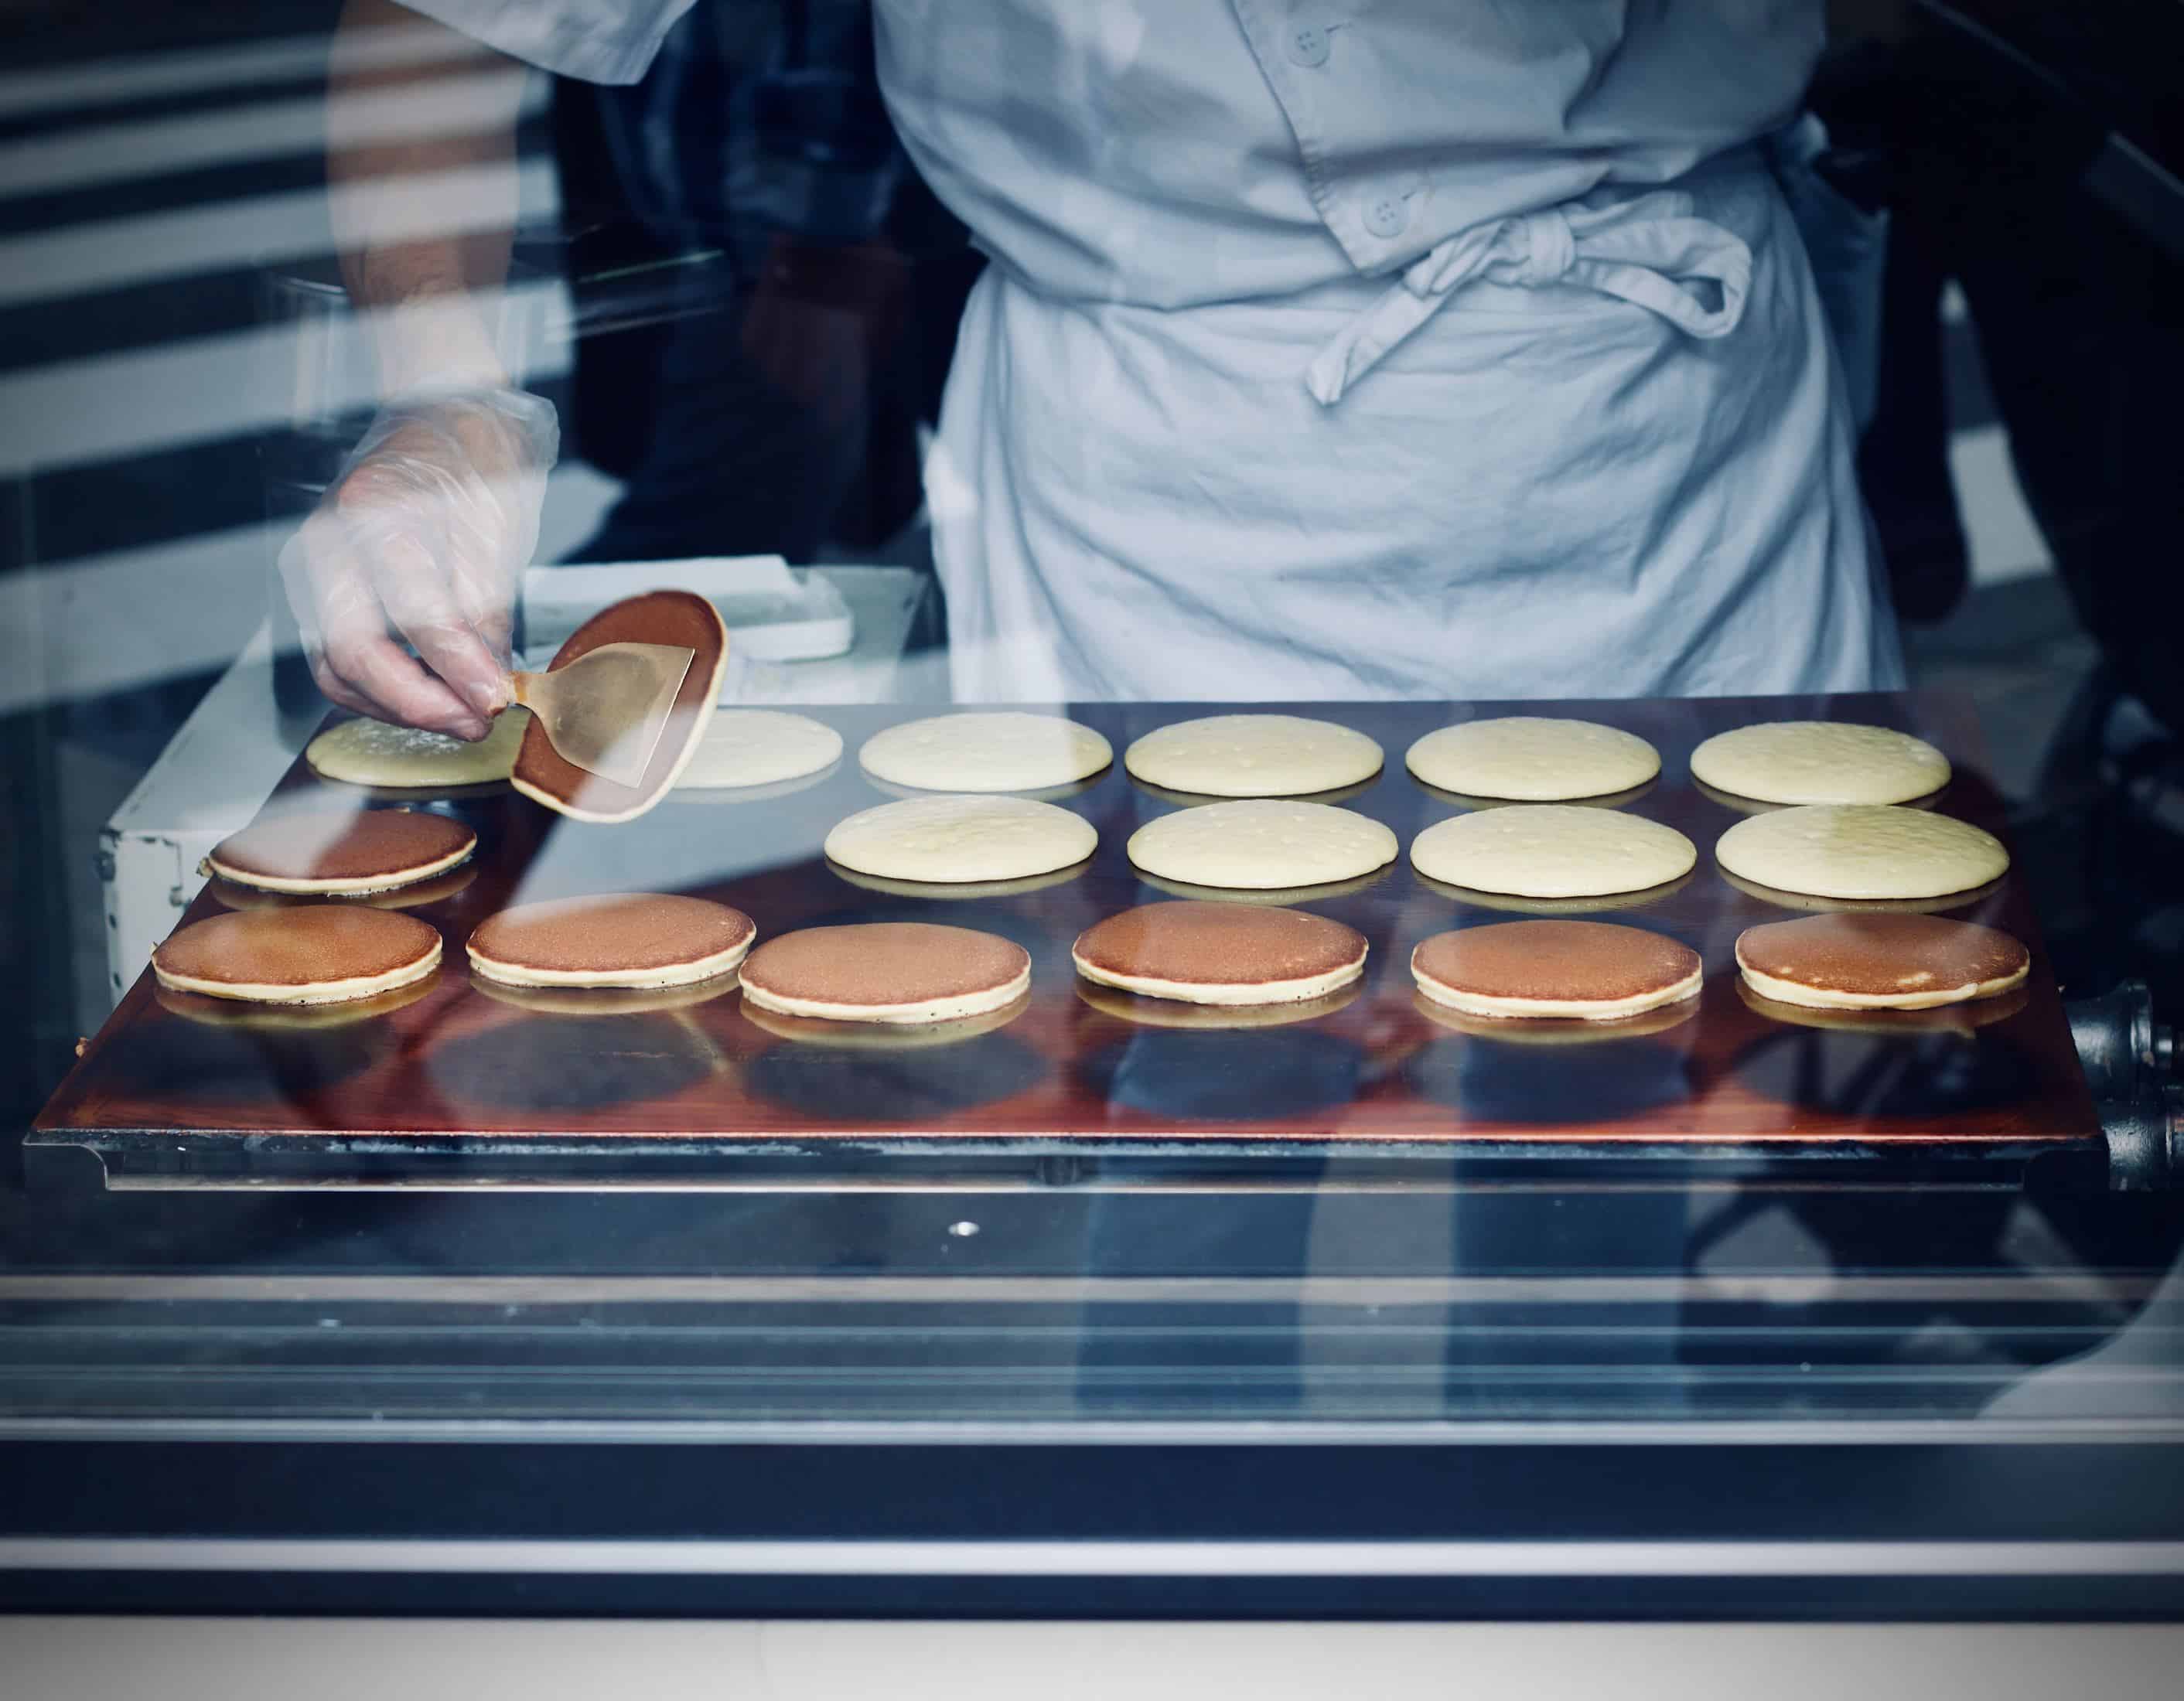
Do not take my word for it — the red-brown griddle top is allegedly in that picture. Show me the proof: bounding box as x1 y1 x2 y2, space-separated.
36 694 2098 1152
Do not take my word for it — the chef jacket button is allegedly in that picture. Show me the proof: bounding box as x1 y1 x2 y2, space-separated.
1283 24 1331 67
1363 193 1411 238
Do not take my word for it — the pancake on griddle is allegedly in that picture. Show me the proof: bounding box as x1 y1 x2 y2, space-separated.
206 861 476 912
1714 804 2007 902
742 992 1030 1048
1411 919 1701 1021
1071 900 1367 1007
739 922 1031 1024
152 905 442 1004
305 710 526 789
467 893 756 989
1075 977 1363 1029
203 809 475 895
1734 912 2029 1011
511 588 728 823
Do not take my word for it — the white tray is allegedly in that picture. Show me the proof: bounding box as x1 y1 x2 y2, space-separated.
522 557 855 663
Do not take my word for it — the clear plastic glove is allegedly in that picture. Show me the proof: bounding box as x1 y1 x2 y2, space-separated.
278 389 558 739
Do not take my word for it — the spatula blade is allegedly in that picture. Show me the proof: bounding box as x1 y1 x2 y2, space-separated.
531 641 696 789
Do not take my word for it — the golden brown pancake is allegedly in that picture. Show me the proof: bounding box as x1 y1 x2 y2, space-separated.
1734 912 2030 1010
466 894 756 989
510 589 728 823
469 970 742 1017
1409 986 1698 1045
1075 977 1363 1029
742 992 1031 1048
205 862 476 912
203 809 475 895
1411 919 1702 1021
154 973 437 1030
1070 900 1367 1007
739 922 1032 1024
152 906 442 1004
1735 977 2030 1035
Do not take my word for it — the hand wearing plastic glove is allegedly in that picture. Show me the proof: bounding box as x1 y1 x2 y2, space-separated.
279 389 558 739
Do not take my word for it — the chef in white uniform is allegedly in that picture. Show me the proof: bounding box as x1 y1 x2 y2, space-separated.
307 1 1901 727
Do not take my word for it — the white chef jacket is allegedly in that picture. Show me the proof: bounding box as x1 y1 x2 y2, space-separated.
403 0 1902 701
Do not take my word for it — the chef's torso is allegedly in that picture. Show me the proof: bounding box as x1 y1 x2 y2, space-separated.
872 1 1823 310
400 0 1902 701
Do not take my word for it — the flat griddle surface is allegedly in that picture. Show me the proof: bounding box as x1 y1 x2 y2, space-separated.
35 694 2099 1157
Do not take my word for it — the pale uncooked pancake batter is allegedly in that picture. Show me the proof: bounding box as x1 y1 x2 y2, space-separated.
739 922 1032 1023
1410 806 1695 899
1715 805 2008 901
1404 718 1659 801
1691 721 1950 806
858 711 1111 793
674 711 843 790
1124 715 1384 798
204 810 476 895
307 711 528 788
1127 799 1397 891
1735 912 2029 1010
1411 919 1702 1020
1072 900 1368 1007
152 906 442 1004
824 795 1096 884
466 893 757 988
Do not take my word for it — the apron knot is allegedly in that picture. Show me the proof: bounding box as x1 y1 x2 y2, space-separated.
1512 207 1575 287
1305 192 1755 406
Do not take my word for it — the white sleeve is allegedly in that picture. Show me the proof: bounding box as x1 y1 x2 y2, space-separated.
394 0 700 84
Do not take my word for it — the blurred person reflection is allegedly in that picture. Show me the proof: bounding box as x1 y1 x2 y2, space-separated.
548 0 978 567
291 2 1902 738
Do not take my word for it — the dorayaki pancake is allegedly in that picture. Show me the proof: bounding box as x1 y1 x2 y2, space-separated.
1410 806 1696 899
1124 714 1384 797
739 922 1032 1024
824 794 1097 884
155 973 437 1030
511 588 727 823
1734 913 2030 1011
1404 717 1660 802
1715 805 2008 902
1071 901 1368 1007
305 710 526 789
1076 977 1363 1029
1411 920 1702 1021
469 970 742 1017
672 709 842 792
1126 799 1398 891
203 809 475 895
742 992 1030 1048
152 906 442 1004
827 861 1089 902
1735 977 2030 1036
1416 779 1656 813
1410 985 1699 1045
1716 866 2004 915
1414 869 1692 916
1135 867 1391 907
858 711 1111 793
466 894 757 989
206 863 476 912
1691 721 1950 807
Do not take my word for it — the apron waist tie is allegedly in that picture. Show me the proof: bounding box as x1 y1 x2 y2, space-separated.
1305 190 1754 406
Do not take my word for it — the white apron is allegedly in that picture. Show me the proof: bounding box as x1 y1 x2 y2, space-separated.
403 0 1906 703
874 1 1904 701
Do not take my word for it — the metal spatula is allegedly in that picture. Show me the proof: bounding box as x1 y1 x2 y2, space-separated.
507 642 697 789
